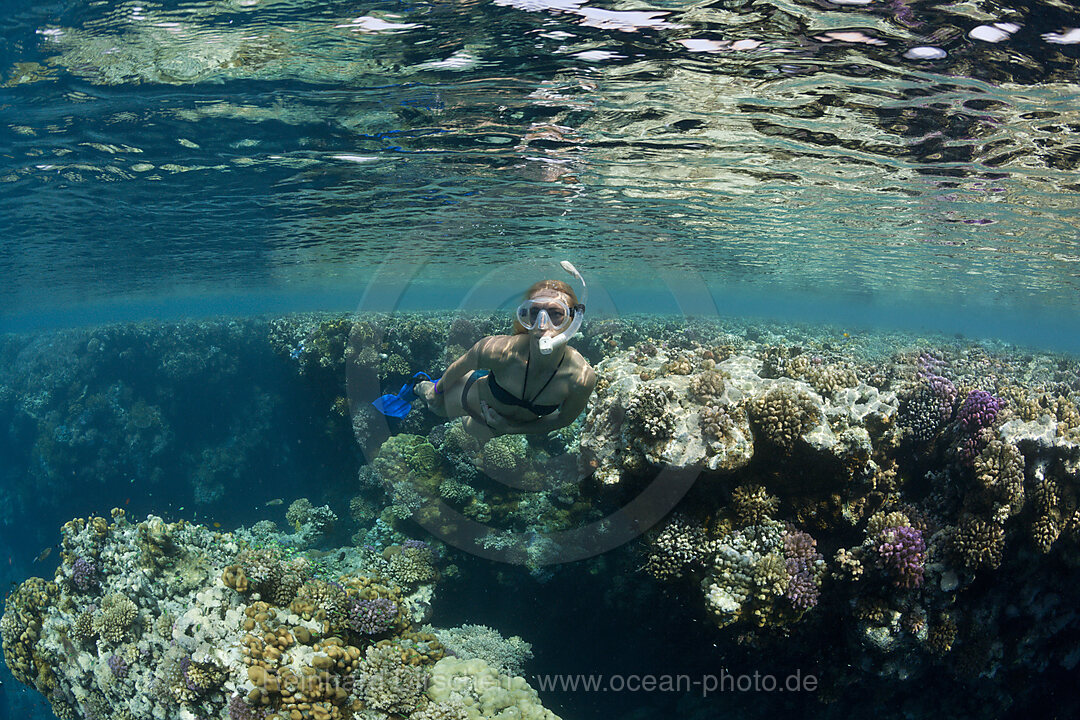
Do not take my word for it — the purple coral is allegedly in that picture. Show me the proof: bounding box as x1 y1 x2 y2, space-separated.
228 693 268 720
106 653 128 678
346 597 398 635
72 556 99 592
899 357 958 441
179 655 210 694
782 529 823 610
875 525 926 589
956 390 1003 463
957 390 1002 434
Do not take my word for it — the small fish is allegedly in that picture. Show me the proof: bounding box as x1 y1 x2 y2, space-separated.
33 547 52 563
213 522 221 528
59 634 77 656
266 498 284 506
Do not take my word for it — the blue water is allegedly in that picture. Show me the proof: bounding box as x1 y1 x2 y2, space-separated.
4 1 1080 718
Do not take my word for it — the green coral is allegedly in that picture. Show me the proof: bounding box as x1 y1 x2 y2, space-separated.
481 435 526 475
93 593 139 643
730 484 779 527
0 576 59 686
354 644 428 714
286 498 313 531
383 544 437 590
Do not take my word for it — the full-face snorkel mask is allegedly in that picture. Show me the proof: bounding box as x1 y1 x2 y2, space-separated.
515 261 587 355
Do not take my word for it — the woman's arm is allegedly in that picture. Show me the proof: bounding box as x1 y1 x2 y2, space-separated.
437 337 491 391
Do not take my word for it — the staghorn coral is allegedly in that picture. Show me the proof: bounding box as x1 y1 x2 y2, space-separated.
748 385 819 450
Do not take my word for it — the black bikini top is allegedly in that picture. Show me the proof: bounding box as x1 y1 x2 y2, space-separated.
488 353 564 416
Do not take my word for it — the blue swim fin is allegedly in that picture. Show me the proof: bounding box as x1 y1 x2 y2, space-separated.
372 372 433 418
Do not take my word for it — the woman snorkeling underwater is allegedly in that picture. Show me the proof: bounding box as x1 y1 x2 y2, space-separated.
415 261 596 442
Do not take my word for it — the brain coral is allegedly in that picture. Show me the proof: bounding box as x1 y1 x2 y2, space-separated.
427 656 562 720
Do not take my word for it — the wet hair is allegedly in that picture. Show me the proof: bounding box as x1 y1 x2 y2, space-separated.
513 279 578 334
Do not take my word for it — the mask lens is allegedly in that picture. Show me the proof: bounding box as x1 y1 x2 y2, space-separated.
517 298 570 330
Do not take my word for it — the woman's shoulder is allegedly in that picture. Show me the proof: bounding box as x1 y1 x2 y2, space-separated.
474 334 526 363
565 347 596 381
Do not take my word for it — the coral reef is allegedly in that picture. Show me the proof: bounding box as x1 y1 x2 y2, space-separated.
0 509 559 720
4 313 1080 719
430 624 534 677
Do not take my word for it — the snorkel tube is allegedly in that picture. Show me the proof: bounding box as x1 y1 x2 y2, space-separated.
538 260 587 355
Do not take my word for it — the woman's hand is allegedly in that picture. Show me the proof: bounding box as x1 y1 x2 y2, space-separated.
480 401 515 432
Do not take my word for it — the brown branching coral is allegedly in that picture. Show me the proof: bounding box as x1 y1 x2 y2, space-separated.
689 370 726 402
730 484 779 527
748 385 819 450
642 515 713 580
950 516 1006 570
624 385 676 443
970 439 1026 524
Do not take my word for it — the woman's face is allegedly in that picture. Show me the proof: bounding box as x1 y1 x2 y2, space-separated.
526 291 571 338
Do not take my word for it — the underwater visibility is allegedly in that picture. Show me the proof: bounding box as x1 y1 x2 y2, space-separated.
3 1 1080 719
